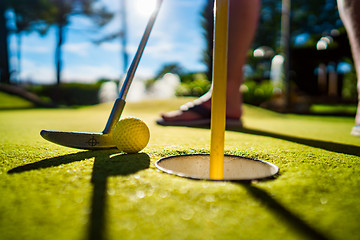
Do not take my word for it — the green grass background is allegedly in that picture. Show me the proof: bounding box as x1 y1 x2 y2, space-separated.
1 94 360 240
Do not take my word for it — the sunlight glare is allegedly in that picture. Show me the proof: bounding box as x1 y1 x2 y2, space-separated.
135 0 157 17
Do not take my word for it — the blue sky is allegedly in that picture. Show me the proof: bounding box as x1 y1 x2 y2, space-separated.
9 0 207 84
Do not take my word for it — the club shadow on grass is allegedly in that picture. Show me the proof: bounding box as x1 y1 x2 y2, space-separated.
181 124 360 157
89 152 150 240
231 126 360 157
8 150 150 240
239 183 331 240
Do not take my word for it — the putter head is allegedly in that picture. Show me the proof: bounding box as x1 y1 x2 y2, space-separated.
40 130 116 150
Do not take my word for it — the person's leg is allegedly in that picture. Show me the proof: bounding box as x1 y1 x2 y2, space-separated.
337 0 360 135
158 0 260 124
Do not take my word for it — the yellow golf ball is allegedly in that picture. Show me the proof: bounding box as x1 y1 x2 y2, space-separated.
112 117 150 153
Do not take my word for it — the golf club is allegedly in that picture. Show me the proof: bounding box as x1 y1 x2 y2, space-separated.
41 0 163 150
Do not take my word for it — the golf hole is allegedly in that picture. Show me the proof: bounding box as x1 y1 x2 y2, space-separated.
155 154 279 181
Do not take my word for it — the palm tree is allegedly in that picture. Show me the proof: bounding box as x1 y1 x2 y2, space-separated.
47 0 113 85
10 0 53 83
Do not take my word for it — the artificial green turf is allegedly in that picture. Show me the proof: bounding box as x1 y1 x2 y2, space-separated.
1 97 359 240
310 104 357 115
0 91 34 109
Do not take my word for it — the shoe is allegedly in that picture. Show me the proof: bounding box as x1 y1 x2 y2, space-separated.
351 125 360 136
156 104 242 128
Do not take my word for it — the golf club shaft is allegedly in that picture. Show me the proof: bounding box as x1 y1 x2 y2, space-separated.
119 0 163 100
103 0 163 134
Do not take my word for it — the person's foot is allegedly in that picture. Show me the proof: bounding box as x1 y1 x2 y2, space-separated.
160 98 212 123
156 96 242 127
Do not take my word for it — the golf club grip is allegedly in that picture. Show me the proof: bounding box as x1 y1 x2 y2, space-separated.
102 98 126 134
119 0 163 100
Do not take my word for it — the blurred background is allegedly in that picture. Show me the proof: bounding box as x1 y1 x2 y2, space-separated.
0 0 357 114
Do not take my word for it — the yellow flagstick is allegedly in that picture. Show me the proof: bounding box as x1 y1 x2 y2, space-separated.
209 0 229 180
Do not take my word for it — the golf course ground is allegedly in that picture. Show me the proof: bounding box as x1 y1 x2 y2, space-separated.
1 94 360 240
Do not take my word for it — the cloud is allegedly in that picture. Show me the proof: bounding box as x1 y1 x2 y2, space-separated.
135 66 157 79
63 42 93 56
143 34 202 63
62 64 120 83
22 45 52 54
100 42 121 52
20 59 55 84
20 58 121 84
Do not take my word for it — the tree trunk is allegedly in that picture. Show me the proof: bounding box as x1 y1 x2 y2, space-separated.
0 1 10 84
201 0 214 82
281 0 291 110
55 23 64 85
16 32 22 84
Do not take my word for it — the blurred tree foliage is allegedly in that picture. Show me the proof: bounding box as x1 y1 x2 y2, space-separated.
155 63 185 79
290 0 341 38
200 0 344 81
145 63 211 97
9 0 53 34
256 0 342 49
28 82 103 106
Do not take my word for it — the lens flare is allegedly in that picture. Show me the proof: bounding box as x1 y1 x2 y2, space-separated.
135 0 157 16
